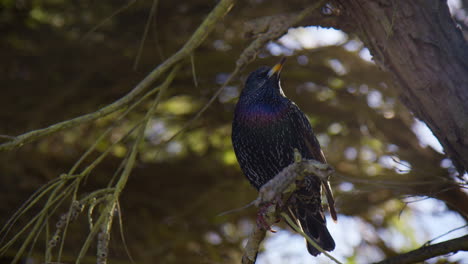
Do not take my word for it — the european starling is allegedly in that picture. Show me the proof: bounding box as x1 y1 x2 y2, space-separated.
232 58 336 256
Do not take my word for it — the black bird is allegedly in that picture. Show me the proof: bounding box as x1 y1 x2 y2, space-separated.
232 58 336 256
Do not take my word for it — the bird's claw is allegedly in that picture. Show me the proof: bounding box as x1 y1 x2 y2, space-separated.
256 202 279 232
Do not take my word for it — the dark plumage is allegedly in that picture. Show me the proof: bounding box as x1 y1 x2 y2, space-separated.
232 58 336 256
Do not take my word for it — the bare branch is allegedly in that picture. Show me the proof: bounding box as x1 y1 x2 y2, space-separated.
241 226 266 264
374 235 468 264
237 0 327 67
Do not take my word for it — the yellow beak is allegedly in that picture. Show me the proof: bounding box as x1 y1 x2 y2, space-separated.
268 57 287 78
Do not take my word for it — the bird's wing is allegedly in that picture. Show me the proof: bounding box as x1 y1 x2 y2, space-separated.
288 103 338 222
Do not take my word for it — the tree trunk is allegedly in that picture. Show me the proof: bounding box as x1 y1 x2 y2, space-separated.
334 0 468 174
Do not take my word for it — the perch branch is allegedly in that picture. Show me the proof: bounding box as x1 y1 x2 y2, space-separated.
255 158 333 206
373 235 468 264
241 225 266 264
242 150 335 264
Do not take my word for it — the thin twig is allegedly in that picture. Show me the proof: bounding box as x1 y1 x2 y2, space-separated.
0 135 15 140
423 224 468 246
81 0 137 42
190 54 199 87
116 201 136 264
134 0 159 70
282 213 343 264
162 67 240 143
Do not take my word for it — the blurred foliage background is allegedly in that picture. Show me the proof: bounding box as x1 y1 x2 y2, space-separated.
1 0 467 263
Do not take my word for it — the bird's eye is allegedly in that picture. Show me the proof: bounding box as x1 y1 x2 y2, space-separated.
258 71 268 79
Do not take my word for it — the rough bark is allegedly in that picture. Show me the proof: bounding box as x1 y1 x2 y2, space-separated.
334 0 468 174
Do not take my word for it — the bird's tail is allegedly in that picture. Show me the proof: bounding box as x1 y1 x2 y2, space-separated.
290 195 335 256
301 209 335 256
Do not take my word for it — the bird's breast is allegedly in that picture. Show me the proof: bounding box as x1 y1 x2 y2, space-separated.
232 101 296 188
235 102 289 126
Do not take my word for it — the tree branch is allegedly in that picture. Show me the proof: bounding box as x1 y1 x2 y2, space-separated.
255 158 333 206
237 0 326 67
0 0 234 152
373 235 468 264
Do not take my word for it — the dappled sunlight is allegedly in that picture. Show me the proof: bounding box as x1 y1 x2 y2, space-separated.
0 1 466 263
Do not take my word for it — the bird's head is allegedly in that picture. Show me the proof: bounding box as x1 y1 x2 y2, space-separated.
243 57 287 98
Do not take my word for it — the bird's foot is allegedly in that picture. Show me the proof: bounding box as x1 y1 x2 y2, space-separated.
257 202 280 233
